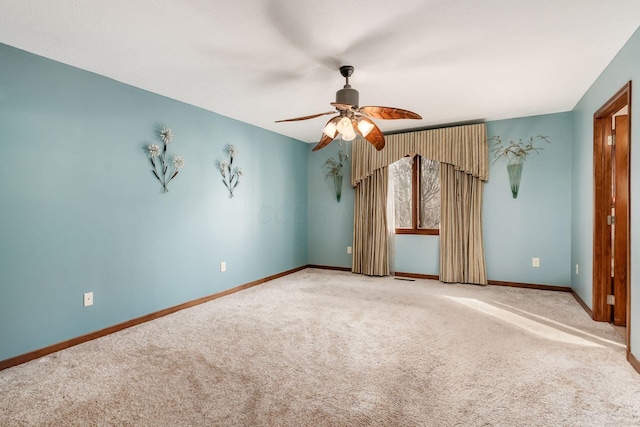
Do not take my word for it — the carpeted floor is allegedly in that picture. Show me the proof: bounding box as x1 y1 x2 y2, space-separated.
1 268 639 426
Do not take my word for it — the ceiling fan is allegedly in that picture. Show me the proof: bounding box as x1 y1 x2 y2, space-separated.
276 65 422 151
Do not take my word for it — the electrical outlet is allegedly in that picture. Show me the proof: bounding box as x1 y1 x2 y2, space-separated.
532 258 540 267
83 292 93 307
576 264 579 275
347 246 352 254
220 261 226 272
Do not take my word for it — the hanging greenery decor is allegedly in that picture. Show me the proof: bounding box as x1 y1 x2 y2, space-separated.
323 149 349 202
490 135 550 164
490 135 550 198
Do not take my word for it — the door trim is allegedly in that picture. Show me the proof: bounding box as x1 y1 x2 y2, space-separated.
592 81 631 351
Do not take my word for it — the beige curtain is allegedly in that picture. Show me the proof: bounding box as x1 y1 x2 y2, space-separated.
439 164 487 284
352 167 390 276
350 123 488 283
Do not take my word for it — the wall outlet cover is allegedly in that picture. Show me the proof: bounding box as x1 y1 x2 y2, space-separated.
83 292 93 307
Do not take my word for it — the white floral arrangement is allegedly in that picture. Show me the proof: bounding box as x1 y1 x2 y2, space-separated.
147 126 184 193
218 144 244 198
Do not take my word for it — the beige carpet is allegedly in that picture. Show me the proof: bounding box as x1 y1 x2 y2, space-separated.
1 268 639 426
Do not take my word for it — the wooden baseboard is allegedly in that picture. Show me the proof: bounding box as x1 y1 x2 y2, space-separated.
570 290 594 318
307 264 352 272
629 351 640 375
0 265 307 371
393 273 571 292
394 272 439 281
487 280 572 293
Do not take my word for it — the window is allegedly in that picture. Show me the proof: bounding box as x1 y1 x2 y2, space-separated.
390 155 440 234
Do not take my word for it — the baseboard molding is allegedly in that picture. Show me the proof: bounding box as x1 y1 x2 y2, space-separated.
394 272 572 292
0 265 307 372
487 280 572 293
570 290 594 318
307 264 352 272
394 272 439 281
629 351 640 375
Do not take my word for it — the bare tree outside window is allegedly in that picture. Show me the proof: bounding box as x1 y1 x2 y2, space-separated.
390 155 440 233
420 159 440 229
390 157 413 228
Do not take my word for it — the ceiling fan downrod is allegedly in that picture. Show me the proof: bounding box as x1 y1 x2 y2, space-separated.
336 65 358 107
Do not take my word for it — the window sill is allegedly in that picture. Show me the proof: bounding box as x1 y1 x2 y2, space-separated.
394 229 440 236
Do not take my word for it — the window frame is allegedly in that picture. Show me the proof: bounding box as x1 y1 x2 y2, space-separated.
394 155 440 236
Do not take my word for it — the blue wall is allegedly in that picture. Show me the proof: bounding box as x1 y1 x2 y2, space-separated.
307 141 354 267
571 26 640 357
307 113 573 287
0 44 308 361
485 113 572 285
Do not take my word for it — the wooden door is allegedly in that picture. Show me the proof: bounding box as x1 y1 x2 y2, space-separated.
613 114 629 326
593 114 614 321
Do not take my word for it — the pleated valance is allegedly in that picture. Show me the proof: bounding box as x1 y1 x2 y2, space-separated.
351 123 488 187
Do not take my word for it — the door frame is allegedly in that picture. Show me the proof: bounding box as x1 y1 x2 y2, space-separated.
592 81 631 348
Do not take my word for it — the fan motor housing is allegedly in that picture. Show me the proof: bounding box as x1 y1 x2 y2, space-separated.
336 87 359 108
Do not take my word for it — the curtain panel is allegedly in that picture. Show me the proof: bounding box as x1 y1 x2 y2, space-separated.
352 168 390 276
439 164 487 284
350 123 488 284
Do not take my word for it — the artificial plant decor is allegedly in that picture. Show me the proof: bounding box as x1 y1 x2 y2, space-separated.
217 144 244 198
147 126 184 193
323 149 349 202
490 135 550 198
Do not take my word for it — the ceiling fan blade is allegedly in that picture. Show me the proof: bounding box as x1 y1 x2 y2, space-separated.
275 111 335 123
365 123 386 151
352 117 385 151
358 106 422 120
312 133 335 151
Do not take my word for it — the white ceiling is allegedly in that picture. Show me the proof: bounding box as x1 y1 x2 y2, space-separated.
1 0 640 143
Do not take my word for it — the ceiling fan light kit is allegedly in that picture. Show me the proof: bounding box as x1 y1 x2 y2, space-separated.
322 119 338 138
356 117 375 137
276 65 422 151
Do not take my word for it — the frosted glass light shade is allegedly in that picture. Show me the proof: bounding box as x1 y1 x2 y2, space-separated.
336 117 352 135
342 130 356 141
357 119 374 137
323 121 337 138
